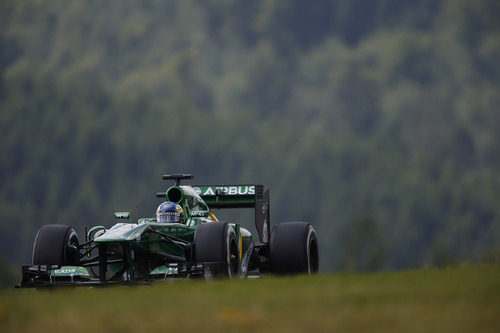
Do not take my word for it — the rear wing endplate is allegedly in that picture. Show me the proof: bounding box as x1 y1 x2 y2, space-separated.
194 185 270 244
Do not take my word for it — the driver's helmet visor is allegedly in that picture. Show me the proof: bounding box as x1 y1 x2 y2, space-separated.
157 211 181 223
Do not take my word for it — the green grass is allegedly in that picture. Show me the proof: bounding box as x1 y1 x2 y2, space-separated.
1 265 499 332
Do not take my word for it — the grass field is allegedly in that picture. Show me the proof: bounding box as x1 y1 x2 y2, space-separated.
1 265 499 332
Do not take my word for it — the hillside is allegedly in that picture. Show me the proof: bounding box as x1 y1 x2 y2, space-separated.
1 0 500 271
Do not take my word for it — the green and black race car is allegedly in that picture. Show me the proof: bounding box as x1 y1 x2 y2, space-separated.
18 174 319 287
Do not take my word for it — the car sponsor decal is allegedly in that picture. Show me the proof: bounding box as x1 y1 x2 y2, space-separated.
51 266 90 277
150 265 179 276
190 211 207 217
194 186 255 196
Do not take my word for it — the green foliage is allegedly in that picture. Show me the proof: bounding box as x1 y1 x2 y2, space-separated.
339 215 387 272
1 0 499 272
0 258 18 289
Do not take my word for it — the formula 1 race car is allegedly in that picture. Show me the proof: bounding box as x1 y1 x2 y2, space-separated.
18 174 319 287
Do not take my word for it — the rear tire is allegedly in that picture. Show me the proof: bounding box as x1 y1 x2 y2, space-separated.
194 222 239 278
270 222 319 274
32 225 80 266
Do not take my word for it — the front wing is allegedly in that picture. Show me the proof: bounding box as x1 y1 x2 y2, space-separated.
17 262 228 288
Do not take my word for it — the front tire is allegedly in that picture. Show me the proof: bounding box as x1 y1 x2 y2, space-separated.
194 222 239 278
270 222 319 274
32 224 80 266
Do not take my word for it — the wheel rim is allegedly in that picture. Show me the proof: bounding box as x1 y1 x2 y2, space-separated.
306 230 319 273
64 230 80 265
228 239 239 277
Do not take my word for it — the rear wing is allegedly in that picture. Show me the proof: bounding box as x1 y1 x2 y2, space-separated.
194 185 270 244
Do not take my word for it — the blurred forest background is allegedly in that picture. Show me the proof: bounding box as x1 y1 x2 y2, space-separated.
1 0 500 285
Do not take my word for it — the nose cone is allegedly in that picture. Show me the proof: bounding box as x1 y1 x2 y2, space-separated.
94 223 149 242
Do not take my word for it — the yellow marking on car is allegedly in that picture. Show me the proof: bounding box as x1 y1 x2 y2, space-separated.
209 210 219 222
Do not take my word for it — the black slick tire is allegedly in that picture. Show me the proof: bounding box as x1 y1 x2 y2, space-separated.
194 222 239 278
32 224 80 266
270 222 319 275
